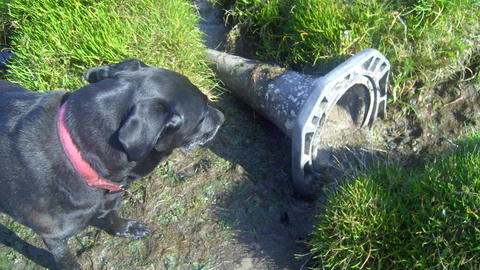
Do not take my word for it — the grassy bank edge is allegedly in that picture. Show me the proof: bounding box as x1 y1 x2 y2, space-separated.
219 0 480 103
307 130 480 269
0 0 216 97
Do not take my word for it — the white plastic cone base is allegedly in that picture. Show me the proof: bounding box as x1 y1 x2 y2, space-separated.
292 49 390 196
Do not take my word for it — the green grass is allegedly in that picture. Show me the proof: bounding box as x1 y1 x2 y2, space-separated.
307 132 480 269
1 0 214 95
224 0 480 102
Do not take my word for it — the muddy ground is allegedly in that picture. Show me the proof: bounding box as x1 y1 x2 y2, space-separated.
1 1 480 270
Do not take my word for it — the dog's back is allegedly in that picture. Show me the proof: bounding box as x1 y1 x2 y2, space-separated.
0 82 68 221
0 80 28 93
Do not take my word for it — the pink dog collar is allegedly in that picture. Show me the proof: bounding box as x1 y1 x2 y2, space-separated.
58 102 124 193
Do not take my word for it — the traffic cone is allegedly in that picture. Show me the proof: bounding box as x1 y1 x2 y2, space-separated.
206 49 390 197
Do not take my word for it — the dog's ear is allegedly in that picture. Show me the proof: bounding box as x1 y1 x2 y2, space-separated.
118 99 180 161
84 59 147 83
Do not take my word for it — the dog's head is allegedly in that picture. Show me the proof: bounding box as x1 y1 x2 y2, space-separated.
83 59 224 161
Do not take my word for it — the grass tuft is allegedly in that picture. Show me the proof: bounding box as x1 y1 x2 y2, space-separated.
308 132 480 269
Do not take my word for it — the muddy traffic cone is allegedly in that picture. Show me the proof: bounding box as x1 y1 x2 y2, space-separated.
206 49 390 197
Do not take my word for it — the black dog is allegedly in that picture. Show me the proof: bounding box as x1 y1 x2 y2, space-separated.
0 59 224 269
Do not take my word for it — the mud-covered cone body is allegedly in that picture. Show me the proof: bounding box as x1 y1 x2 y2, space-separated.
206 49 318 137
206 49 390 197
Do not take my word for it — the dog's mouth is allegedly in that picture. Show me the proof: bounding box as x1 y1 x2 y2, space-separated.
181 125 221 152
181 107 224 152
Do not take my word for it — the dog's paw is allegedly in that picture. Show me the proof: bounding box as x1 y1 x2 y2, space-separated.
115 220 151 239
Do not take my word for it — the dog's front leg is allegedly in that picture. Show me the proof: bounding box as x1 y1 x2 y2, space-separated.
42 236 82 270
104 210 150 239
